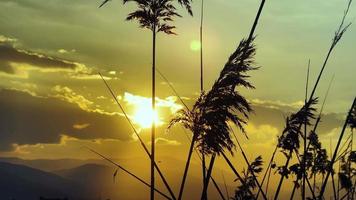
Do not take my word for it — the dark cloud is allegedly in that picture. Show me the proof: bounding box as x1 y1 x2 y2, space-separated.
0 89 132 151
0 43 77 74
249 102 344 136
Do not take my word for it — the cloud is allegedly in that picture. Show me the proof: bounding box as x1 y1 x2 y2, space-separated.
155 138 181 146
0 35 17 44
122 92 183 128
0 42 78 74
0 88 133 151
73 123 90 130
51 85 95 112
244 123 280 146
250 98 305 111
123 92 183 114
248 100 344 136
0 36 98 81
57 49 76 54
70 73 113 80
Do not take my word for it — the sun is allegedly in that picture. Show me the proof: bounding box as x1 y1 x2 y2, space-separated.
190 40 201 51
132 106 160 129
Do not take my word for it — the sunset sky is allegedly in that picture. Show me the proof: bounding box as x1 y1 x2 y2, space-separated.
0 0 355 189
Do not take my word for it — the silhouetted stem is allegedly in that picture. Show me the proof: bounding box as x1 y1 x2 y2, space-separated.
234 134 268 200
265 161 273 197
200 0 206 189
211 175 227 200
182 128 226 200
99 74 176 200
274 150 292 200
319 98 356 198
202 153 206 196
221 152 255 198
151 24 157 200
247 0 266 42
201 153 216 200
293 150 317 200
86 147 172 200
289 181 297 200
332 171 338 200
302 60 310 200
178 134 197 200
271 2 351 197
257 145 278 198
221 171 230 199
155 70 226 200
200 0 204 92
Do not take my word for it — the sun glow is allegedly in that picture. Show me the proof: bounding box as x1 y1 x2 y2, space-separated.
123 92 183 129
190 40 201 51
132 106 160 129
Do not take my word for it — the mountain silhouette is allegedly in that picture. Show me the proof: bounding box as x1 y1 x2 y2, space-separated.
0 162 95 200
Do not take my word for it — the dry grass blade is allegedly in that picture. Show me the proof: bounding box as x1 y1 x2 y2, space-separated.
85 146 172 200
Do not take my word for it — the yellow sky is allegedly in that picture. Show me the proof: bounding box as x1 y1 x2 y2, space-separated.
0 0 355 198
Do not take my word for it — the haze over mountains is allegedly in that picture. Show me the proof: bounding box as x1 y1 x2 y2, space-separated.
0 157 232 200
0 161 92 200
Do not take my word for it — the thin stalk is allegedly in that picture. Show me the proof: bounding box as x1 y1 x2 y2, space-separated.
211 175 227 200
191 135 226 200
221 152 255 198
274 150 292 200
338 161 341 200
200 0 206 192
289 181 297 200
302 60 310 200
202 152 207 193
265 160 273 196
177 134 197 200
332 171 338 200
330 138 338 200
278 148 318 199
85 147 172 200
156 69 226 200
347 132 353 200
181 128 227 200
336 135 352 162
98 73 176 200
272 0 351 195
350 179 356 200
294 149 317 199
308 3 351 104
305 75 335 152
275 74 334 200
151 25 157 200
200 0 204 92
155 68 189 110
247 0 266 42
221 171 230 200
201 154 216 200
319 97 356 198
231 127 268 200
257 144 278 198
